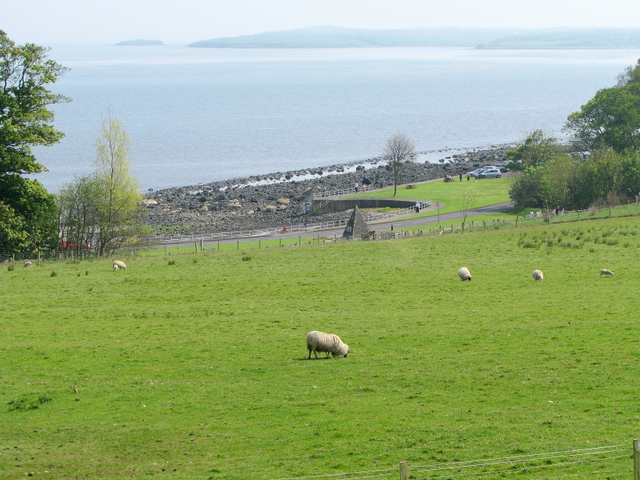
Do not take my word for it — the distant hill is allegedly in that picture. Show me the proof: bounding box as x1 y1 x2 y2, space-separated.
188 26 640 49
188 26 521 48
477 28 640 49
115 39 164 46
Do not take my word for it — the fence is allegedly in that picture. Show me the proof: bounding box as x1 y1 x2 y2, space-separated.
270 442 635 480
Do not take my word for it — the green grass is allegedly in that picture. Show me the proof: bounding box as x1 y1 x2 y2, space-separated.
354 177 512 215
2 214 640 479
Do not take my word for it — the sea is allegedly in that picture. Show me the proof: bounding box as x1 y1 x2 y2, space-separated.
30 44 640 193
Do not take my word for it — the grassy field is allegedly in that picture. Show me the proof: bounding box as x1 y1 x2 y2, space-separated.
2 212 640 479
353 177 512 215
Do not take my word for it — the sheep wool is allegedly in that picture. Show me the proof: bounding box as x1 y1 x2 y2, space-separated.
113 264 119 271
113 260 127 270
458 267 471 281
23 261 32 268
532 269 544 282
600 269 614 277
307 331 349 359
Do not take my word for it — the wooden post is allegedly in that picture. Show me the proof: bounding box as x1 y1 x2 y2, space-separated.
634 439 640 480
400 461 409 480
259 240 261 249
195 241 198 254
236 240 239 250
279 239 282 247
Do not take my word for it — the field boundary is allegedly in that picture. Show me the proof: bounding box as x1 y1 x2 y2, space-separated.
271 443 633 480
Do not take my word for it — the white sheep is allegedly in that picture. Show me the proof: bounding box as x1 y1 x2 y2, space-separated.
113 264 119 271
458 267 472 281
306 331 349 359
532 269 544 282
600 269 614 277
23 261 32 268
113 260 127 270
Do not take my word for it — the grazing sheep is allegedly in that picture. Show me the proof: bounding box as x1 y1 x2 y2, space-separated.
458 267 472 281
113 264 119 271
23 261 32 268
113 260 127 270
600 269 614 277
532 269 544 282
306 331 349 359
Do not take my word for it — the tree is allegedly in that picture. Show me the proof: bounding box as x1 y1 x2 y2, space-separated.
93 114 147 255
565 59 640 153
57 175 100 255
382 134 416 196
0 31 69 254
458 190 477 234
506 130 565 171
59 115 148 256
616 58 640 87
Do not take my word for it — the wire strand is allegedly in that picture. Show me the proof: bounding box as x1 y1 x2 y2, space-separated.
411 454 629 480
411 447 629 474
411 443 629 470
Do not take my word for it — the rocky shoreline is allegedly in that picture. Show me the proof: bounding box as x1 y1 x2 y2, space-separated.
142 146 510 234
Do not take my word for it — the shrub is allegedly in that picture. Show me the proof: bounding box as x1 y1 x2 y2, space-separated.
7 263 15 271
50 271 57 277
168 260 176 265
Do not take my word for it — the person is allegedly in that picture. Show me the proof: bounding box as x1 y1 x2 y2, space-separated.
529 210 534 219
415 201 420 213
322 185 327 197
354 183 359 193
635 195 639 204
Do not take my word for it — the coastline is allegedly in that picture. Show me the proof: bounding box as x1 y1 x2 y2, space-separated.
142 145 511 234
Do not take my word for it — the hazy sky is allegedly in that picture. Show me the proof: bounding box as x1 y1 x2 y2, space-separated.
3 0 640 45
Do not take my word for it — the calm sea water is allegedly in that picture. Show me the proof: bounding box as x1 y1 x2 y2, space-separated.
31 44 640 192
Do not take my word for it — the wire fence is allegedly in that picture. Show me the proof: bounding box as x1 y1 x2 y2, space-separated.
269 443 633 480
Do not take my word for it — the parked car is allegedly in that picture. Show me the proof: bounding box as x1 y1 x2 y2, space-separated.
467 168 485 178
479 168 501 179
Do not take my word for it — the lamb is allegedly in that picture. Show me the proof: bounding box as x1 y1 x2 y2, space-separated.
458 267 471 281
600 269 614 277
113 264 119 271
113 260 127 270
306 331 349 359
23 261 32 268
532 269 544 282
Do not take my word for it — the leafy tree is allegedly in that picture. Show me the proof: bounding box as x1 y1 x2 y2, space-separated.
565 58 640 153
565 83 640 153
59 115 147 256
616 58 640 87
506 130 565 171
382 134 416 196
0 31 69 254
57 175 100 255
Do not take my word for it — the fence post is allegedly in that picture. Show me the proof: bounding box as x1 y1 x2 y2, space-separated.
400 461 409 480
634 439 640 480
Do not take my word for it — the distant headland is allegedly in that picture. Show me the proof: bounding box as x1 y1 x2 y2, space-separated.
115 39 164 46
188 26 640 49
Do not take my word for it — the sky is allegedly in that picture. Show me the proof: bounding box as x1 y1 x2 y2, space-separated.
3 0 640 45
